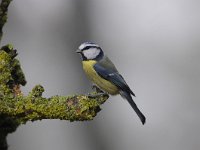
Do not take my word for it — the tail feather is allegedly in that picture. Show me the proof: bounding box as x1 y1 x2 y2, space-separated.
120 91 146 125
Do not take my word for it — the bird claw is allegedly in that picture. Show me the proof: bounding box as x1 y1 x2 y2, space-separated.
87 92 108 99
92 85 104 93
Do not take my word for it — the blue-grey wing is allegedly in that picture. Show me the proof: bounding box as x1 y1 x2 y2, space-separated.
94 63 135 96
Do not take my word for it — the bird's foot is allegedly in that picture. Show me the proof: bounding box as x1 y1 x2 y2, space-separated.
92 85 104 93
87 92 109 99
88 85 109 99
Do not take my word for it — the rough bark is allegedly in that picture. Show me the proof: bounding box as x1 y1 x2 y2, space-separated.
0 1 109 149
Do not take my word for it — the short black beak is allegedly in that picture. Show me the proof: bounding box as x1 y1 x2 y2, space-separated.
76 49 81 53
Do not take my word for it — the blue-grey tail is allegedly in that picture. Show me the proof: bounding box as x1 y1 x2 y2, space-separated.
120 91 146 125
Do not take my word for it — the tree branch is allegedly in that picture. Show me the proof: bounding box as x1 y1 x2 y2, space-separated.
0 1 109 149
0 0 12 42
0 44 109 123
0 45 109 149
0 44 109 122
0 84 108 123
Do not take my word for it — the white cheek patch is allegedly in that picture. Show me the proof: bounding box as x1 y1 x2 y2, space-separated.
83 48 100 59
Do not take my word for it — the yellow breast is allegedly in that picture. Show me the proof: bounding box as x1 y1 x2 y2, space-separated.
82 60 119 95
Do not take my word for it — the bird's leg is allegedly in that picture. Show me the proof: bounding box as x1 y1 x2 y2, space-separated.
88 92 108 98
88 85 108 98
92 85 104 93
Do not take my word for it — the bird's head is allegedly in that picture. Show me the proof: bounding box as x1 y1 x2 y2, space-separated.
76 42 104 61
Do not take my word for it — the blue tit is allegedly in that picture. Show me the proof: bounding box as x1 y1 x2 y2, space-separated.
76 42 146 124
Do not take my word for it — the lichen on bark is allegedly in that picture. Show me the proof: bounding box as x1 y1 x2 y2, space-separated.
0 44 109 150
0 44 109 124
0 1 109 150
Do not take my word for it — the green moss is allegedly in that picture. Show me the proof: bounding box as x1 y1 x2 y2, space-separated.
0 51 13 97
0 44 109 150
0 45 26 97
0 44 27 86
0 43 109 128
0 81 109 124
29 85 44 98
12 59 26 85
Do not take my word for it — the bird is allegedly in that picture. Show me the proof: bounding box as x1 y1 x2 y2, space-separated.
76 42 146 124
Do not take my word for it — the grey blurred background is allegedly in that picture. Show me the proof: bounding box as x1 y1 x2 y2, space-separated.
2 0 200 150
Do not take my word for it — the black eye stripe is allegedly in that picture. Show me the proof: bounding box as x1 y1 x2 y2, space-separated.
82 46 100 50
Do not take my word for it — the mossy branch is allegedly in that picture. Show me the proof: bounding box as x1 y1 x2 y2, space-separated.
0 45 109 123
0 45 109 149
0 1 109 150
0 84 108 123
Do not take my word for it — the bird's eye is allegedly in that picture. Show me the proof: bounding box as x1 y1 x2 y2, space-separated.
83 46 92 50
